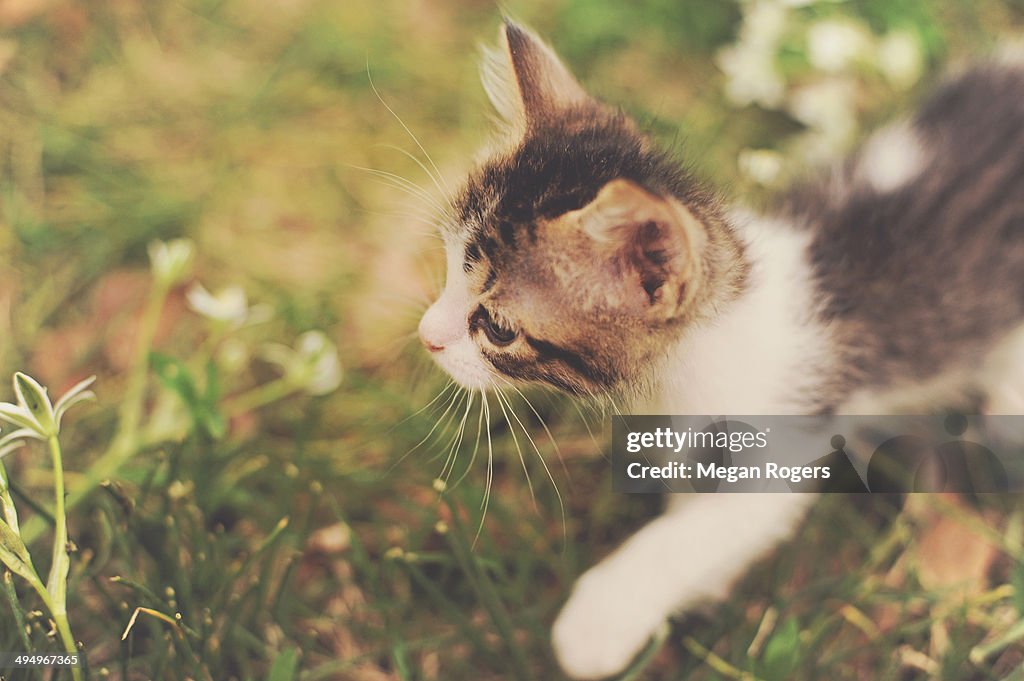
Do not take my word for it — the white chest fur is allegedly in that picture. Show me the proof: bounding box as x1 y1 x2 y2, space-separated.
652 214 835 416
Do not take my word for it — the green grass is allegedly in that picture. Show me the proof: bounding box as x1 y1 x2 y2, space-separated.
1 0 1024 679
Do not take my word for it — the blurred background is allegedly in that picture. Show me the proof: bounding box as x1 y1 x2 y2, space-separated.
1 0 1024 679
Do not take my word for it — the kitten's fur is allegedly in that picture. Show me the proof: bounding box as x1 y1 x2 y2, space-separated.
419 20 1024 679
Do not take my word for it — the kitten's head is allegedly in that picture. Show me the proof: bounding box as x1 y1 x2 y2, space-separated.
419 20 745 396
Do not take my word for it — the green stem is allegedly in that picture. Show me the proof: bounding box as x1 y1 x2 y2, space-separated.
116 281 170 451
25 572 82 681
45 435 82 681
21 283 170 546
47 436 67 600
223 378 299 417
443 498 531 681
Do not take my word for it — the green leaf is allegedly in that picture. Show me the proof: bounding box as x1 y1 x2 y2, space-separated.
759 617 801 681
151 353 200 405
1014 560 1024 616
46 541 70 613
0 460 20 533
0 517 37 583
151 353 226 439
267 647 299 681
199 359 226 439
2 570 34 652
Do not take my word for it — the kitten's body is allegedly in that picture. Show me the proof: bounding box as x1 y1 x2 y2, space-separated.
655 64 1024 420
419 22 1024 679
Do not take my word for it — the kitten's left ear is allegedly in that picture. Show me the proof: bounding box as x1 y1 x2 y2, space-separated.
480 19 592 128
574 179 706 314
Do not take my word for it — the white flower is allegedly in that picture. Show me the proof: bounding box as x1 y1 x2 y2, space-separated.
876 30 923 88
788 78 858 150
738 148 785 185
716 0 788 108
717 44 786 107
296 332 343 395
0 373 95 445
807 19 872 73
742 1 788 51
262 331 342 396
148 239 195 288
186 283 270 329
216 338 250 374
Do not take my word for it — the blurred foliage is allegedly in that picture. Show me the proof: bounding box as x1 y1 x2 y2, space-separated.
0 0 1022 679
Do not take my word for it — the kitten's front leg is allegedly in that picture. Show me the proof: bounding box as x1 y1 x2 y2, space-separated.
552 493 815 680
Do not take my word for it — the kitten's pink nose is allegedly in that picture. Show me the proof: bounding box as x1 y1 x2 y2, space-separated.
420 331 444 353
418 308 448 353
419 300 465 353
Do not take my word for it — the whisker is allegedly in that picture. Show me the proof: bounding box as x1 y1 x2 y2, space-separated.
350 165 447 212
370 289 434 312
388 379 455 433
352 166 450 216
493 386 537 510
426 389 470 465
502 380 572 490
452 389 486 489
377 143 458 216
440 390 475 483
388 383 463 473
475 390 495 547
496 385 567 543
366 63 454 201
571 400 600 445
354 206 447 237
605 393 626 418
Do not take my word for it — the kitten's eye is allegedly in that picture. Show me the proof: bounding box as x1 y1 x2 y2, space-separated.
472 306 518 346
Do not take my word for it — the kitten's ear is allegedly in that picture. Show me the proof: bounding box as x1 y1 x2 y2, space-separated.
574 179 705 313
480 19 591 128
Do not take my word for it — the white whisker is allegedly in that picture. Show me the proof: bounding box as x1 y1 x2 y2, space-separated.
440 390 475 482
453 390 486 489
502 380 572 488
475 391 495 547
377 143 458 217
389 383 463 473
494 386 537 509
351 166 450 216
426 389 469 465
366 64 454 201
496 384 567 542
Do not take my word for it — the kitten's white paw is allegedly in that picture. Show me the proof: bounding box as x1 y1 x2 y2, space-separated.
552 567 667 680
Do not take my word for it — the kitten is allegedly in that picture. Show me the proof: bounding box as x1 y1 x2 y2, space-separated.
418 20 1024 680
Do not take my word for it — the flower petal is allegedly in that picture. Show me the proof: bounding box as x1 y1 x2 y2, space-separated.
13 373 54 436
54 374 96 421
150 238 195 287
0 428 43 449
0 439 24 460
54 390 96 428
56 375 97 403
53 376 97 414
187 283 249 324
0 403 40 434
